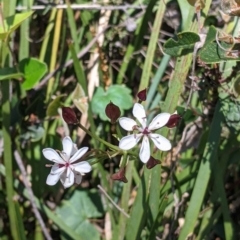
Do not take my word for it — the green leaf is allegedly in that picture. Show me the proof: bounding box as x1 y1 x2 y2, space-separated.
0 12 33 40
91 85 133 121
19 125 45 142
198 26 240 63
19 58 47 90
220 92 240 131
163 32 200 56
0 67 23 80
56 190 104 240
46 95 65 117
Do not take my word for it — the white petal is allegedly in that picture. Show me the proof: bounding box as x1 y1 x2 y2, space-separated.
133 103 147 128
150 133 171 151
73 161 92 173
62 136 73 158
119 117 138 131
50 163 66 175
46 173 61 185
74 172 82 184
139 136 150 163
70 147 88 163
42 148 65 164
119 134 142 150
71 144 78 156
60 169 74 188
148 113 171 130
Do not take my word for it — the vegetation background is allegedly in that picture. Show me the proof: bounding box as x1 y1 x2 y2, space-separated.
0 0 240 239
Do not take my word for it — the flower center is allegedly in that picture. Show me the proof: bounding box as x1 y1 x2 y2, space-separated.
142 127 151 135
59 162 70 168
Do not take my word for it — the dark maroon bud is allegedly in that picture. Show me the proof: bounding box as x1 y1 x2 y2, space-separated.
137 88 147 102
146 156 160 169
166 114 181 128
105 102 121 123
111 168 128 183
62 107 78 124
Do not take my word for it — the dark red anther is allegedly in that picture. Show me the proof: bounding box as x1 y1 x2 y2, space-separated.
166 114 181 128
137 88 147 102
146 156 160 169
62 107 79 124
111 167 128 183
105 102 121 123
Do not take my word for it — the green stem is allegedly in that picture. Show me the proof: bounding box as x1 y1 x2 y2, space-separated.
78 122 120 151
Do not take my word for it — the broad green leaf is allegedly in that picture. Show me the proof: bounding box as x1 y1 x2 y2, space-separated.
0 67 23 80
56 189 104 240
0 12 33 40
19 58 47 90
46 95 65 117
198 26 240 63
91 85 133 121
163 32 200 56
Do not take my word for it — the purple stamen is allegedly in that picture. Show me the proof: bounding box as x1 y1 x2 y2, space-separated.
142 127 150 135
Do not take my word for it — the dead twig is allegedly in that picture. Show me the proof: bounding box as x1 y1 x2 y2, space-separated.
14 150 52 240
98 184 130 218
16 4 147 11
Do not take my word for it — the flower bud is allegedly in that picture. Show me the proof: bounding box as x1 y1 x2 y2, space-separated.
166 114 181 128
146 156 160 169
62 107 78 124
111 168 128 183
105 102 121 123
137 88 147 102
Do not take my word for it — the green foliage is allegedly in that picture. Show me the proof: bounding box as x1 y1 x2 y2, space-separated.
91 85 133 121
220 92 240 131
0 11 33 40
1 0 240 240
198 26 240 63
163 32 200 56
20 58 48 90
46 95 65 117
0 67 23 80
19 125 45 142
56 190 104 240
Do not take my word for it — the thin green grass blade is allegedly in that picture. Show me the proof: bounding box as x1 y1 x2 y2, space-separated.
197 207 222 239
15 201 27 240
196 207 213 240
179 101 223 239
138 0 167 91
125 168 151 240
46 8 63 101
214 172 235 239
148 195 168 239
212 145 235 239
145 54 171 110
39 8 57 62
68 41 88 95
2 1 23 239
66 0 80 52
116 0 157 84
115 160 133 240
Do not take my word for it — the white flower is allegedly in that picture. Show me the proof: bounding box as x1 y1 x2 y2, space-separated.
119 103 172 163
42 136 91 188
